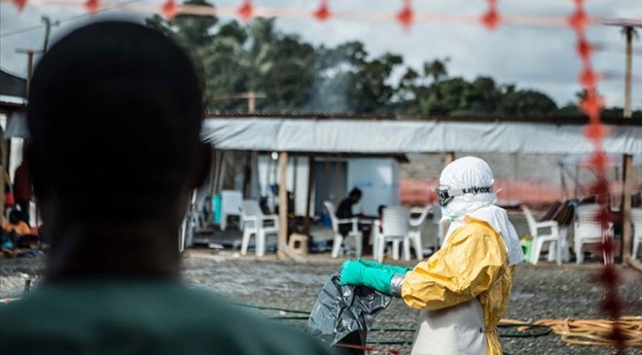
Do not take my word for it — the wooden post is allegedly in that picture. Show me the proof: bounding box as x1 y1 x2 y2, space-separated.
242 152 252 198
250 151 258 199
333 154 341 206
208 147 218 197
574 164 580 199
622 155 633 263
445 152 455 166
278 152 289 259
622 27 635 268
276 152 306 262
323 154 330 205
292 153 298 199
214 151 224 194
304 154 315 236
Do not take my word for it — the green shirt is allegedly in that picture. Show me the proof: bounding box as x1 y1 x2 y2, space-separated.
1 280 333 355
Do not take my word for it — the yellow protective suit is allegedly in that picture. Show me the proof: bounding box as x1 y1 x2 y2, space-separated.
401 216 513 355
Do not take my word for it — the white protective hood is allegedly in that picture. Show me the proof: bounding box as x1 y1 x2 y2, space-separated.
440 157 524 266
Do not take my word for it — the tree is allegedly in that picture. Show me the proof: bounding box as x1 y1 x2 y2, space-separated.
145 7 630 117
497 89 558 115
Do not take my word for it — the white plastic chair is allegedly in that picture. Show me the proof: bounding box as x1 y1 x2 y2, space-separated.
630 208 642 260
574 204 612 264
521 205 563 265
240 200 279 257
407 205 430 260
375 207 411 263
325 201 363 258
220 190 243 231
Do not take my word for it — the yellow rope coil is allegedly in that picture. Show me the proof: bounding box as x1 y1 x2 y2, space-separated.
500 317 642 347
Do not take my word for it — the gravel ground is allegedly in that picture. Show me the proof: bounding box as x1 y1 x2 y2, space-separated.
2 256 641 355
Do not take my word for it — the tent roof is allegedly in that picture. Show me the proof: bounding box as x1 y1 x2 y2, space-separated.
202 117 642 155
0 69 26 99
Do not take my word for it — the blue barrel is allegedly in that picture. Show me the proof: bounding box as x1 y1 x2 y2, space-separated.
321 213 331 227
213 194 222 223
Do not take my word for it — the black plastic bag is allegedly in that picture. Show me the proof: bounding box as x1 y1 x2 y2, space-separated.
307 273 392 354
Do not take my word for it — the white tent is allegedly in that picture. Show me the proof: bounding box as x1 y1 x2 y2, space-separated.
201 117 642 155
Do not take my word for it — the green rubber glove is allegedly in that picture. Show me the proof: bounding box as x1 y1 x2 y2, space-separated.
357 258 412 275
339 260 396 295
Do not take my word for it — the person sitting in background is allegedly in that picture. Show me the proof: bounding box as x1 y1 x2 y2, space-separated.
336 188 363 233
3 210 31 236
0 213 40 258
336 188 373 255
0 20 331 355
1 225 17 258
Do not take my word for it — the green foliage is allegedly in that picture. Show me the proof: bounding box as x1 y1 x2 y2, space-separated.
146 4 635 117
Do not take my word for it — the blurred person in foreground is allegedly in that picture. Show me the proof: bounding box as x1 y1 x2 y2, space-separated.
339 156 524 355
0 20 331 355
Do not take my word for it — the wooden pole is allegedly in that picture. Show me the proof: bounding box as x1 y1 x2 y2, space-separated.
214 151 224 194
278 152 289 259
292 153 298 199
242 151 252 197
275 152 305 262
250 151 258 199
622 26 634 266
445 152 455 166
323 154 330 205
304 154 315 236
208 148 218 197
333 154 340 206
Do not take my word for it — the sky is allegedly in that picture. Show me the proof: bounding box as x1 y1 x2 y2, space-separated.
1 0 641 108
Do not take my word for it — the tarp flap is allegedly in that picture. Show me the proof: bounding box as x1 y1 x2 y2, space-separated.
202 118 642 155
5 110 30 139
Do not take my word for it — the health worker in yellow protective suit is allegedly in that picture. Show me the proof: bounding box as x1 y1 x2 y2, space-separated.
340 156 524 355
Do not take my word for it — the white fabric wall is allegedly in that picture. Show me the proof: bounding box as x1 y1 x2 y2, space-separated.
347 158 400 216
257 155 401 216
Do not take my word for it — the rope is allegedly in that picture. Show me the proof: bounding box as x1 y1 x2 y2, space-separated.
501 317 642 347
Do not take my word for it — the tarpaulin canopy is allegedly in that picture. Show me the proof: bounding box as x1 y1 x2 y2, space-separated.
201 117 642 155
0 69 27 99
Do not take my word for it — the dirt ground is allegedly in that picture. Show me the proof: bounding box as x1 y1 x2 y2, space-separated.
2 254 641 355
